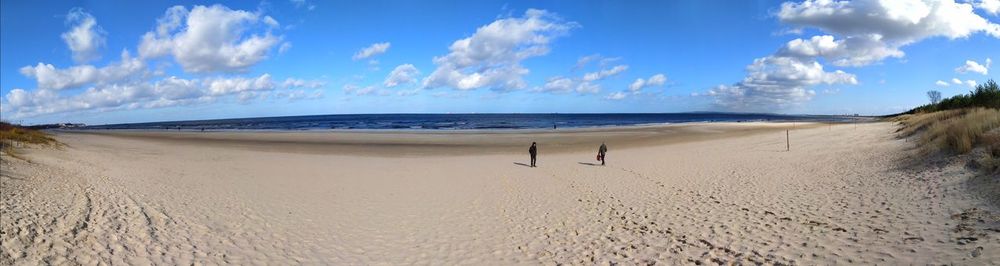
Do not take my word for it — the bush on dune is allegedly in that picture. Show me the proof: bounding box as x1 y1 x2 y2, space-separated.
907 79 1000 114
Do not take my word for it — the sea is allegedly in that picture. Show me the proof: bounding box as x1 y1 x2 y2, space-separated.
82 113 867 131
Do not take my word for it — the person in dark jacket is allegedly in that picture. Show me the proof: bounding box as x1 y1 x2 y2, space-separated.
529 142 538 167
598 142 607 166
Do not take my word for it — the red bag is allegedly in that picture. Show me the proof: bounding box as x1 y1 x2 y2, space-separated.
597 154 602 161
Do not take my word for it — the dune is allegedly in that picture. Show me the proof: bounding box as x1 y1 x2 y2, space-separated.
1 122 996 264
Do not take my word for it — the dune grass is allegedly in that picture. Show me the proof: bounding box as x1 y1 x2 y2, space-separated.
0 121 58 161
895 108 1000 172
896 108 1000 153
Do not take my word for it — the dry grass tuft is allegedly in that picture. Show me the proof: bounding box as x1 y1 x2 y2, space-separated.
896 108 1000 154
894 109 966 138
0 121 58 160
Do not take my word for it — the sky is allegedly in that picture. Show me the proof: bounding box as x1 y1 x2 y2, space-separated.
1 0 998 125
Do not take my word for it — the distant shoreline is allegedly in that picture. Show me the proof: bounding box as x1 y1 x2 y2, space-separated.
74 113 876 132
56 121 832 156
63 119 866 133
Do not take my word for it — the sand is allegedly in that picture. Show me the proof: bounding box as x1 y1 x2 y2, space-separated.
1 122 997 264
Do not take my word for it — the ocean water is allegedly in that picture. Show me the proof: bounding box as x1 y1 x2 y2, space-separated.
84 113 865 131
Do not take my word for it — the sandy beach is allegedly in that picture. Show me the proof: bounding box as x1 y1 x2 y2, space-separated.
1 122 997 264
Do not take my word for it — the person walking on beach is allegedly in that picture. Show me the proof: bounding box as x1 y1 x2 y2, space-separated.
598 142 607 166
529 142 538 167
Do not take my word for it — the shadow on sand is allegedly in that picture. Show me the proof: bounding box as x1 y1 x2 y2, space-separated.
577 162 602 166
513 162 532 167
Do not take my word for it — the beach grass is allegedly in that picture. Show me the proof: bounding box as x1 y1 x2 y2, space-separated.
896 108 1000 154
895 108 1000 172
0 121 58 160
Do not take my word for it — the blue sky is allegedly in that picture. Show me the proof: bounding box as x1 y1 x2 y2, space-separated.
1 0 998 125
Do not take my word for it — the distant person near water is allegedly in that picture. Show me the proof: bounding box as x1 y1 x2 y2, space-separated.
598 142 607 166
529 142 538 167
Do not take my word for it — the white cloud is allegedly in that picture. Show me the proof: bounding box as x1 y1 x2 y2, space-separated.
61 8 106 63
935 80 950 86
290 0 316 10
206 74 275 96
537 76 604 95
2 5 321 120
582 65 629 82
574 54 601 70
279 42 292 54
779 0 1000 44
945 78 976 88
139 5 283 73
955 58 991 75
708 0 1000 111
777 35 904 67
605 91 627 100
423 9 575 91
707 56 856 110
539 76 574 93
572 54 621 70
342 84 384 96
3 77 207 118
281 78 325 89
352 42 390 61
978 0 1000 15
3 73 322 119
574 82 601 94
965 79 978 87
18 50 146 90
384 64 420 87
628 73 667 93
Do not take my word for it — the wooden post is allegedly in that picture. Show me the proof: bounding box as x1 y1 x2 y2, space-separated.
786 130 790 151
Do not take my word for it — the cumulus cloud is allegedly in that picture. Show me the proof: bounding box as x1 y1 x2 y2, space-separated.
777 35 904 67
964 79 978 87
963 79 977 88
778 0 1000 43
4 73 321 119
574 54 602 70
628 73 667 93
574 82 601 94
605 91 627 100
384 64 420 87
19 50 147 91
290 0 316 11
538 76 574 93
935 80 950 86
206 74 275 96
955 58 991 75
2 4 322 120
582 65 629 82
342 84 385 96
423 9 576 91
138 5 284 73
707 56 857 110
573 54 621 70
536 76 604 95
946 78 978 88
280 78 325 89
61 8 107 63
776 0 1000 67
708 0 1000 110
278 42 292 54
978 0 1000 15
352 42 390 60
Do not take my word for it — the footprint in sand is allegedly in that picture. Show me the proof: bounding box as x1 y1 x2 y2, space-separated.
902 237 923 244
